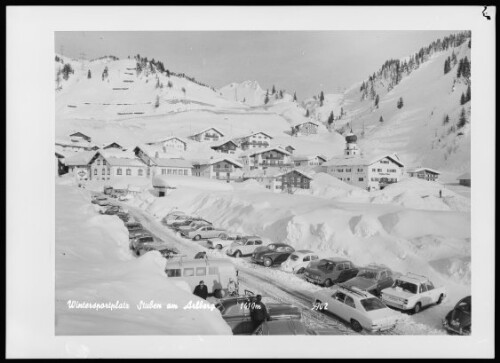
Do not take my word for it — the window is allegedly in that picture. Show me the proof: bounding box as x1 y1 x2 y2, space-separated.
94 169 97 175
196 267 206 276
208 267 218 275
311 255 319 260
161 169 166 175
184 170 188 175
303 256 311 262
346 168 351 172
377 168 382 172
138 169 143 176
97 160 101 166
167 169 171 175
117 168 122 175
334 292 347 302
388 169 397 173
103 160 106 166
166 269 181 277
344 296 356 308
178 169 183 175
358 168 363 172
173 169 178 175
147 168 150 176
372 168 376 172
255 240 263 245
107 169 110 175
183 268 194 277
359 177 364 181
126 169 131 176
419 284 427 293
102 168 105 175
347 177 350 181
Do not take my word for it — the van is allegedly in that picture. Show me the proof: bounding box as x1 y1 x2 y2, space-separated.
165 258 238 298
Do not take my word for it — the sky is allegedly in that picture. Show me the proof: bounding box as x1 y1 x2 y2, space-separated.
55 31 459 99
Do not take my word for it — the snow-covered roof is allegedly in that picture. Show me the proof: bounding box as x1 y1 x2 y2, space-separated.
102 142 124 149
69 131 91 140
135 144 182 160
210 140 239 149
64 150 98 166
153 158 193 168
55 139 97 149
90 150 146 167
243 168 312 180
323 153 404 168
285 145 296 150
146 136 188 146
276 168 314 180
234 131 274 141
105 157 146 167
293 154 327 162
152 176 174 188
193 157 243 168
240 145 291 158
406 167 441 175
190 127 225 137
457 172 471 180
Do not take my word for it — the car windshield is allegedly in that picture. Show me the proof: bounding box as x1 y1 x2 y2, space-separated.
140 237 154 243
357 270 378 279
318 261 336 270
360 298 387 311
276 247 288 252
393 280 418 294
268 245 277 251
456 301 471 314
289 254 299 261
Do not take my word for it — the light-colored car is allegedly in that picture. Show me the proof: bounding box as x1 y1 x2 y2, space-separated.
380 273 447 314
184 225 228 241
161 211 185 225
177 220 212 235
282 250 319 274
313 285 400 333
207 233 244 250
226 236 264 257
163 214 194 227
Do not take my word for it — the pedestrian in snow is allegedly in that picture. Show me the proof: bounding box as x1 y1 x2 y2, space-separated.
250 294 270 330
439 190 443 198
227 278 239 297
193 280 208 300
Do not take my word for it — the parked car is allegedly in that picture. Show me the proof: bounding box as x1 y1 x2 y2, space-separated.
184 225 228 241
162 213 190 226
252 319 316 335
91 195 107 204
95 198 111 207
252 243 295 267
226 236 265 257
129 229 149 240
313 285 400 333
207 233 244 250
443 295 471 335
129 234 156 251
117 211 130 222
177 220 213 235
171 218 212 231
118 194 133 201
304 257 359 287
125 221 143 231
282 250 319 274
343 264 394 297
214 296 302 335
99 205 127 215
380 273 447 314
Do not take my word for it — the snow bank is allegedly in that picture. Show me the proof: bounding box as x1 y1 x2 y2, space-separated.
55 183 231 335
306 172 369 200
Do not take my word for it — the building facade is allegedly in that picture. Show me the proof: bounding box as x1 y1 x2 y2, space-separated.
293 155 327 167
147 136 187 152
134 146 192 177
210 140 239 154
193 158 243 181
292 121 319 136
189 128 224 142
240 147 292 170
407 167 440 181
88 152 149 181
235 132 273 151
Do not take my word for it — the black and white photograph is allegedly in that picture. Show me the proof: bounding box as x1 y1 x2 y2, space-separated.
6 5 495 359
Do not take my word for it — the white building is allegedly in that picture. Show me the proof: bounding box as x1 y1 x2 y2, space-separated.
291 120 319 136
188 127 224 142
293 155 327 167
63 150 98 181
233 131 273 151
134 145 192 177
146 136 188 152
239 146 293 171
192 157 243 181
242 168 313 193
406 167 440 181
323 132 404 191
88 150 149 181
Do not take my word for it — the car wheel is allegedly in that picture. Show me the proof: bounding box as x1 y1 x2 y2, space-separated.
413 302 422 314
216 244 223 250
350 319 363 333
193 235 201 241
324 279 333 287
436 294 444 304
234 250 242 258
296 267 305 274
263 258 273 267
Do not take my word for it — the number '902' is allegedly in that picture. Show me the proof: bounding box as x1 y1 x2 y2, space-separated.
312 302 328 310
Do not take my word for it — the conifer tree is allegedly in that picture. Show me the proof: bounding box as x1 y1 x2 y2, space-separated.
443 114 450 125
305 109 310 117
264 91 269 105
154 95 160 108
271 85 276 94
327 111 334 125
379 116 384 123
460 93 467 105
457 108 467 128
293 92 297 102
466 84 471 103
319 91 325 106
374 94 380 108
444 57 451 74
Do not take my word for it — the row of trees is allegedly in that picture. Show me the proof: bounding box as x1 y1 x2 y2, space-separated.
460 84 471 105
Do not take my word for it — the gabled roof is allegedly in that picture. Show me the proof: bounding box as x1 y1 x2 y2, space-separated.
146 136 188 146
153 158 193 168
323 153 404 168
275 169 313 180
242 145 291 158
55 139 96 149
69 131 91 139
285 145 296 150
89 150 146 167
293 154 327 162
243 168 312 180
234 131 274 141
292 120 320 128
134 144 181 160
406 167 441 175
102 142 124 149
190 127 225 137
210 140 239 149
192 157 243 168
457 172 471 180
64 150 98 166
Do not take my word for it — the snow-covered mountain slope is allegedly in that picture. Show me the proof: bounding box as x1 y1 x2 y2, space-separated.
307 37 471 174
219 80 266 106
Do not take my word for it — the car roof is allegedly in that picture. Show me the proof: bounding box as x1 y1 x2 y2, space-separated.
336 285 372 299
268 243 292 247
397 273 429 284
262 319 307 335
322 257 349 263
294 250 315 255
360 264 390 272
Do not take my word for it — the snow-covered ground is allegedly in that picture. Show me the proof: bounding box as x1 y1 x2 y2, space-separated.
55 178 232 335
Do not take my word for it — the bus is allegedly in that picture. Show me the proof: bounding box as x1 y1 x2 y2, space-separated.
165 258 238 298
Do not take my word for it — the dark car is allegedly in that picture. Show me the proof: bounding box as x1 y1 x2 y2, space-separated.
129 235 156 251
117 211 130 222
136 244 180 258
251 243 295 267
342 264 394 296
129 228 148 240
99 205 125 215
125 222 143 231
215 296 302 335
304 257 359 287
443 296 471 335
253 319 316 335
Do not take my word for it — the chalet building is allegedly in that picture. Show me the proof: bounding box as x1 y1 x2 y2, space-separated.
406 167 440 181
64 150 98 181
242 168 313 193
69 132 92 143
293 155 327 167
88 150 149 181
239 146 293 171
291 121 319 136
457 172 471 187
102 142 125 150
146 136 188 152
55 139 99 152
323 132 404 191
285 145 296 154
55 151 69 176
152 176 176 197
134 145 192 177
210 140 239 154
192 157 243 181
188 127 224 142
233 131 273 151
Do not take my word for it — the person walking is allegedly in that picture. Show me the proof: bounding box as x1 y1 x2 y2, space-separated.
227 278 239 297
193 280 208 300
250 294 270 330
